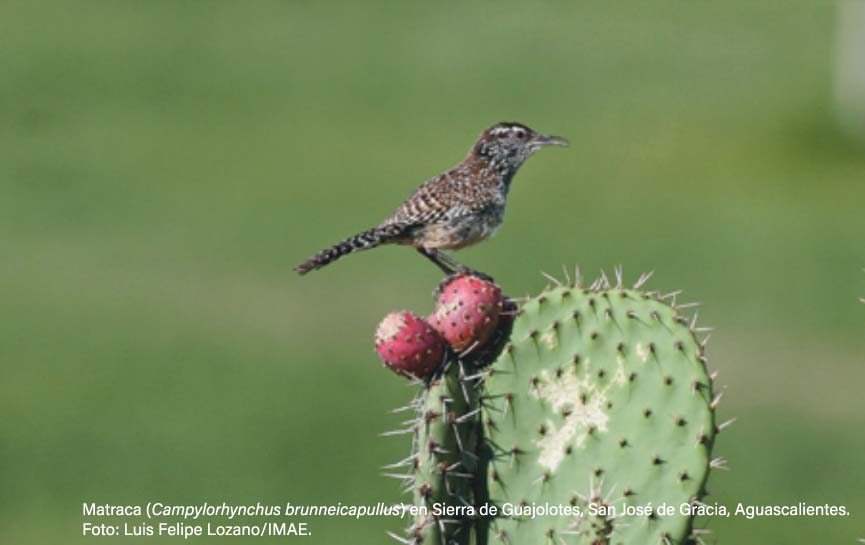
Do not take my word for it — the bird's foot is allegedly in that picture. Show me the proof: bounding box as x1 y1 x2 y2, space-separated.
433 272 461 299
458 267 495 284
432 269 496 299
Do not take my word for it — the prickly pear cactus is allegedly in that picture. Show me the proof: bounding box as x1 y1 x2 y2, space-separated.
390 360 484 545
384 270 726 545
482 272 720 545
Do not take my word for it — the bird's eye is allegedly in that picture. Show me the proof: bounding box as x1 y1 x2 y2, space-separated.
515 130 525 139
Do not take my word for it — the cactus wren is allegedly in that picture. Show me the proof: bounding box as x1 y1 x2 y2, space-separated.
294 122 567 277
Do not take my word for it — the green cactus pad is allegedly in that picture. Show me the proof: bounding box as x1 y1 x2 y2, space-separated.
407 360 484 545
482 282 717 545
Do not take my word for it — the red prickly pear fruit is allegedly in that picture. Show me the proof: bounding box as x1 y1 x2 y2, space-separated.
429 275 504 352
375 311 445 379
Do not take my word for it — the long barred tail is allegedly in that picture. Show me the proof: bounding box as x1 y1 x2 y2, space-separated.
294 225 406 275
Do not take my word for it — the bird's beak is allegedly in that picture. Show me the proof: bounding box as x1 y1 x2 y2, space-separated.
531 134 569 149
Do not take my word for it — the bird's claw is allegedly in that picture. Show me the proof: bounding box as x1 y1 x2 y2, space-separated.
432 269 496 299
458 268 495 284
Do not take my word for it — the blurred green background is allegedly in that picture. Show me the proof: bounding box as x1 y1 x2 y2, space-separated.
2 1 864 543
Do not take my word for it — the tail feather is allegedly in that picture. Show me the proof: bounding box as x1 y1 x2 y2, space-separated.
294 225 406 274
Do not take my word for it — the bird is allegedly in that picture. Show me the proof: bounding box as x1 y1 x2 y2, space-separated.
294 122 568 278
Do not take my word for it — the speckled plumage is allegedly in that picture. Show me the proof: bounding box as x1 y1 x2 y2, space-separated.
294 122 567 275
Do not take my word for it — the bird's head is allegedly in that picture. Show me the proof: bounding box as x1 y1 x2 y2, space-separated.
472 122 568 169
